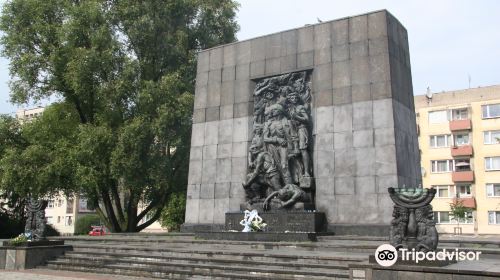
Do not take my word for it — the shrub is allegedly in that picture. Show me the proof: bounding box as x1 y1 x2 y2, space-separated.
159 193 186 232
0 212 24 239
74 214 102 235
45 224 60 236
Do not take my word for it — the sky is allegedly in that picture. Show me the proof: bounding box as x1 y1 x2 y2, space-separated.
1 0 500 114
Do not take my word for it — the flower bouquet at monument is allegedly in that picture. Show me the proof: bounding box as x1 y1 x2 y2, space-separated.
240 209 267 232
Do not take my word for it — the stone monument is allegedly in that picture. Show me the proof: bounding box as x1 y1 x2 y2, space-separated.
24 197 47 241
183 10 421 236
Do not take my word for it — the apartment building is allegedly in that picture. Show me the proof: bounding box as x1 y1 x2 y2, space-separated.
15 106 44 123
415 85 500 235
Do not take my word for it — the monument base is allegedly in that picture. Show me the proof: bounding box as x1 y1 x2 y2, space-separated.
195 231 331 242
327 224 390 237
226 211 326 232
0 241 71 270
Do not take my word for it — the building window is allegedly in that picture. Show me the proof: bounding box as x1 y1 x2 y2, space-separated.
482 104 500 119
429 110 448 124
454 159 471 172
431 160 453 173
47 200 54 209
65 216 73 226
46 216 53 225
434 185 453 198
485 157 500 171
451 108 468 120
456 185 472 197
488 211 500 224
430 135 451 148
57 216 61 224
66 197 74 214
486 184 500 197
453 133 469 146
434 212 451 224
484 131 500 144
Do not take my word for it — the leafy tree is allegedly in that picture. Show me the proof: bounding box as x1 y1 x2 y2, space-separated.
449 198 473 234
0 0 239 232
74 214 102 235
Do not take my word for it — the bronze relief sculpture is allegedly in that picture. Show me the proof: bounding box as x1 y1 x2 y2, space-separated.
243 71 314 211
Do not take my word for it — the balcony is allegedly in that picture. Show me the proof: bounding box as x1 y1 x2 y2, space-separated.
452 171 474 183
453 197 476 209
451 145 473 157
449 119 472 131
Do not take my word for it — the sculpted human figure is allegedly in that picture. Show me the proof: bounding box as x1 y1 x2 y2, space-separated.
263 103 292 184
263 184 308 210
242 139 282 204
284 86 311 177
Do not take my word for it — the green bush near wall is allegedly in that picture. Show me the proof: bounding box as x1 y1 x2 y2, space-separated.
74 214 102 235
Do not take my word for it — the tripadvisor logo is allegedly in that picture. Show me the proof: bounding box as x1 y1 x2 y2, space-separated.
374 244 482 267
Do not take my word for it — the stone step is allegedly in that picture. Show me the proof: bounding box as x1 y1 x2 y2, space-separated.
46 260 348 279
63 251 353 271
70 244 367 265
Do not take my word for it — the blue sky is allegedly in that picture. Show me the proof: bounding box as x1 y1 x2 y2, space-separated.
1 0 499 114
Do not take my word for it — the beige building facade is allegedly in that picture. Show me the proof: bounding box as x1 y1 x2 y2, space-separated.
415 85 500 235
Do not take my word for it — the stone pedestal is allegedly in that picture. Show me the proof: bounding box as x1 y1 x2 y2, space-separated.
226 211 326 232
0 241 71 270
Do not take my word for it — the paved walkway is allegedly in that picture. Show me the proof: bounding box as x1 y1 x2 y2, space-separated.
1 269 156 280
